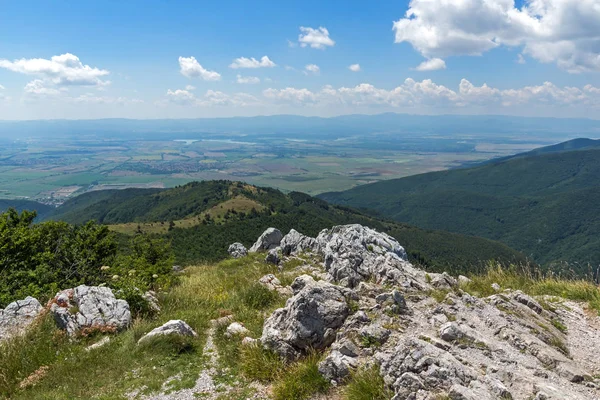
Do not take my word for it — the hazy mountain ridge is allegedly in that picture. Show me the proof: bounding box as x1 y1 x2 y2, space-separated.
319 141 600 272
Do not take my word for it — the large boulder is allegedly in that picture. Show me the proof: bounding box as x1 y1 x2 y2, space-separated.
315 224 424 288
138 319 197 345
51 285 131 336
261 275 350 360
249 228 283 253
0 296 43 341
280 229 318 256
228 242 248 259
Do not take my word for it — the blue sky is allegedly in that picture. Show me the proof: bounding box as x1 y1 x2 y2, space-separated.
0 0 599 119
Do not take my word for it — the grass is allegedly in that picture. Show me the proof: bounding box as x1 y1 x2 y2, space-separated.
272 352 330 400
461 263 600 314
344 364 393 400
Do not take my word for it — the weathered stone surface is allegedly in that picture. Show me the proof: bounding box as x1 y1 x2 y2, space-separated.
315 224 425 288
512 291 544 314
138 320 197 344
225 322 250 337
261 275 350 360
228 242 247 259
51 285 131 336
458 275 472 286
0 296 43 341
430 272 458 289
258 274 292 296
280 229 318 256
318 349 358 382
249 228 283 252
265 248 281 265
143 291 161 314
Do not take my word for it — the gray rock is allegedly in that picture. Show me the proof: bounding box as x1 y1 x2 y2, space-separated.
265 248 281 265
51 285 131 336
142 291 160 314
512 291 543 314
249 228 283 252
280 229 318 256
440 322 465 342
430 272 458 289
259 274 292 297
138 319 197 344
318 349 359 382
491 283 501 292
172 265 184 273
225 322 250 337
458 275 472 286
315 224 424 288
359 324 391 347
228 242 248 258
0 296 43 341
261 275 350 360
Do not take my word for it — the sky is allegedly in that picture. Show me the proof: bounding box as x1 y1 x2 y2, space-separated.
0 0 599 120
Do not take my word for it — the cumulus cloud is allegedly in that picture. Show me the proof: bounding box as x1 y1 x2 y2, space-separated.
262 79 600 110
229 56 276 69
298 27 335 49
393 0 600 73
185 85 196 91
178 56 221 80
236 75 260 84
0 53 110 87
24 79 64 96
414 58 446 71
304 64 320 75
348 64 361 72
166 88 259 107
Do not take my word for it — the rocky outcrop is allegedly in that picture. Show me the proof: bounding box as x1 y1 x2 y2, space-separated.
265 248 281 265
280 229 318 256
0 296 43 341
228 242 247 259
138 320 197 345
261 275 351 360
51 285 131 336
249 228 283 252
244 224 600 399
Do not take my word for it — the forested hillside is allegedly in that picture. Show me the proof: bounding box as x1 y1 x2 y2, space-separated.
41 181 528 274
320 143 600 273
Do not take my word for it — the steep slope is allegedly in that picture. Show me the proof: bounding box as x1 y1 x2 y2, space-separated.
43 181 527 274
319 144 600 271
0 199 53 220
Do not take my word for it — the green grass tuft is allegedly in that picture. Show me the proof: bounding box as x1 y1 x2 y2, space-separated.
272 352 330 400
344 364 392 400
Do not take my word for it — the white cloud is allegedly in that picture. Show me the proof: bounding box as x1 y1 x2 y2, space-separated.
178 56 221 81
263 87 317 103
167 88 197 105
304 64 320 75
236 75 260 84
517 54 526 64
0 84 4 90
348 64 361 72
229 56 276 69
24 79 64 96
185 85 196 91
261 79 600 110
166 88 259 107
298 27 335 49
0 53 110 88
414 58 446 71
393 0 600 73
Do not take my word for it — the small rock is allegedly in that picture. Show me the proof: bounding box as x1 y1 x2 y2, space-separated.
226 322 250 337
172 265 184 273
280 229 318 256
228 242 248 259
458 275 472 285
318 350 358 382
491 283 501 292
138 320 197 344
241 336 258 346
265 248 281 265
85 336 110 351
142 291 160 314
249 228 283 252
0 296 43 341
212 315 234 327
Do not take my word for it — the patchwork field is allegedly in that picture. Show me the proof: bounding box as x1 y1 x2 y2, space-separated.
0 130 568 204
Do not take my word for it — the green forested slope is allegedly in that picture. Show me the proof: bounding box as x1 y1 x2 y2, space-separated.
43 181 528 274
0 199 54 219
319 145 600 271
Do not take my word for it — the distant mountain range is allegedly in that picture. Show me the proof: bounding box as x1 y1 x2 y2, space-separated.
320 139 600 273
0 181 527 274
2 113 599 139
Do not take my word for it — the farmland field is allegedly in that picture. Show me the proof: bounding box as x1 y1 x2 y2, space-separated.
0 120 579 204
